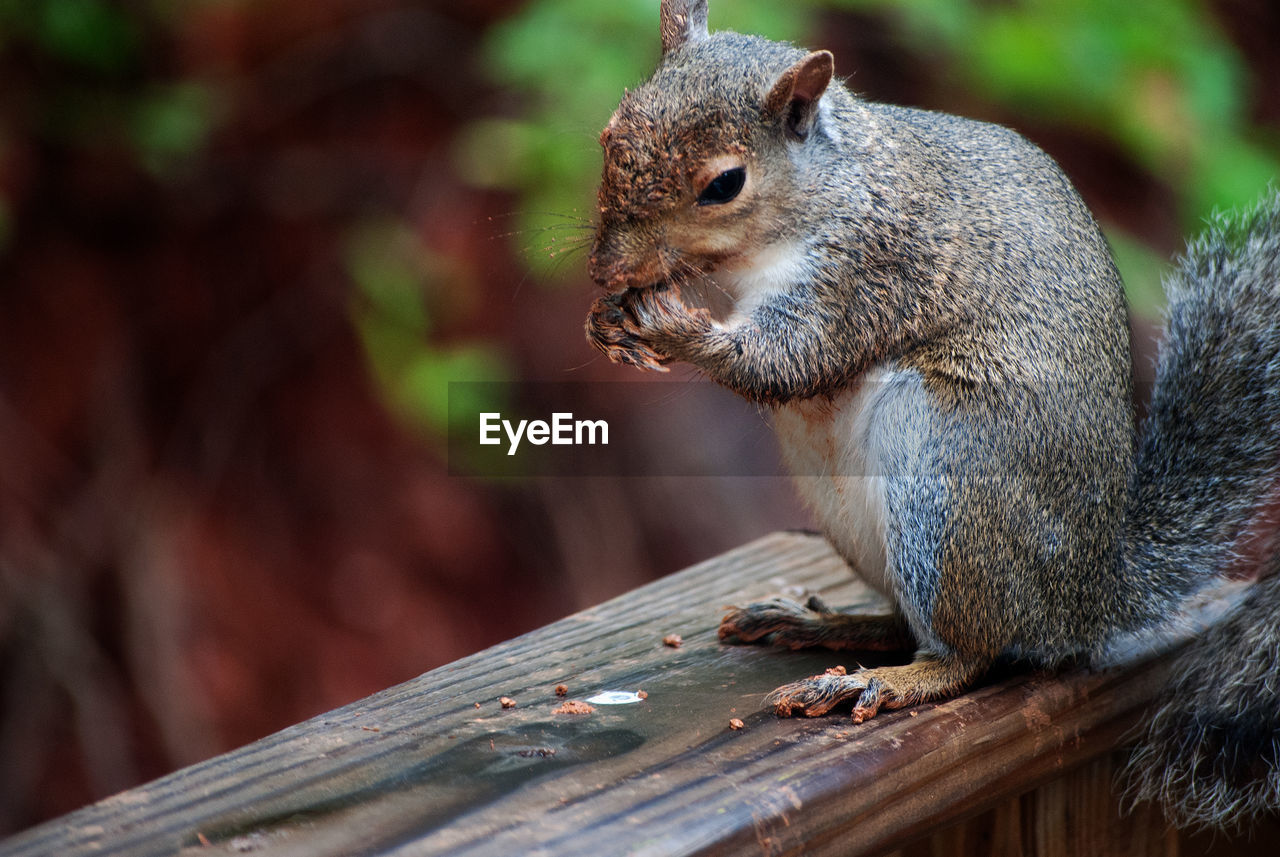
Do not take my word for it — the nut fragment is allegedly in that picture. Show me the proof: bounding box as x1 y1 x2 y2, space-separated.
729 718 745 730
553 700 595 715
636 689 648 699
662 633 683 648
516 747 557 758
500 696 517 709
554 684 568 697
825 665 848 676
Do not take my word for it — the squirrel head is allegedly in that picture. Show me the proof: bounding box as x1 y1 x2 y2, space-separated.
588 0 836 293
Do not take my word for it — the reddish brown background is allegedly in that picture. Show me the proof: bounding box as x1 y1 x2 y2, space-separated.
0 0 1277 836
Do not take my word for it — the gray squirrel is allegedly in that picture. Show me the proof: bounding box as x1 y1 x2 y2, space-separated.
584 0 1280 830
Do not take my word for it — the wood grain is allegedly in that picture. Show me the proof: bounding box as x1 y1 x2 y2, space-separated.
0 532 1211 857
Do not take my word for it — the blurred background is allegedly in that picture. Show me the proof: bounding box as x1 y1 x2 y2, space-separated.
0 0 1277 835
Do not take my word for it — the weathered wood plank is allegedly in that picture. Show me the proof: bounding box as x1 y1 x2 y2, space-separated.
886 754 1175 857
0 532 1212 857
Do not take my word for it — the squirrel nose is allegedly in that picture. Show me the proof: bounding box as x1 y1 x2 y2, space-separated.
589 221 666 290
588 252 639 290
589 231 643 289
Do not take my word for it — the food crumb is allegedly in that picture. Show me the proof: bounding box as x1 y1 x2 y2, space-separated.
516 747 557 758
554 700 595 715
474 702 482 709
662 633 683 648
909 710 919 717
554 684 568 697
729 718 745 730
500 696 517 709
825 665 847 676
636 689 648 699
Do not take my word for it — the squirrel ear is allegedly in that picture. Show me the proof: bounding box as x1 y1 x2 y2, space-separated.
765 51 835 141
660 0 709 56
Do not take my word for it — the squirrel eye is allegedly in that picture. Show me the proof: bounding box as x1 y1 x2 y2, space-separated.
697 167 746 206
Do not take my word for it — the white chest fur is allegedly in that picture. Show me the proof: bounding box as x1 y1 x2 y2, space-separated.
715 240 812 315
771 365 905 599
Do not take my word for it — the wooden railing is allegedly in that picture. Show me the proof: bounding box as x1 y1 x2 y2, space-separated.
0 531 1255 857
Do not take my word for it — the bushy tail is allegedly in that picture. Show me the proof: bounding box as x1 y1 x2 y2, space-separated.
1123 190 1280 829
1127 572 1280 829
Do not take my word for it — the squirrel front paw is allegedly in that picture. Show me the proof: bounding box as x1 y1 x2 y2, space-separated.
584 285 712 371
585 291 668 370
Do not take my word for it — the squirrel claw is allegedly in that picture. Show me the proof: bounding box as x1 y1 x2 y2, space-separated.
609 341 668 372
584 284 711 373
769 655 984 722
585 292 670 370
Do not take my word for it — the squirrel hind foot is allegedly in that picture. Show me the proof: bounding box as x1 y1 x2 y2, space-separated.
718 597 915 652
767 653 990 722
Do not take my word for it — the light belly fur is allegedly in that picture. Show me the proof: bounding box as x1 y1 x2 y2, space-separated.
771 365 900 599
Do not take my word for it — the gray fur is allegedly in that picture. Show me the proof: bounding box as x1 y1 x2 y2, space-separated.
1122 193 1280 828
1126 192 1280 606
595 27 1135 659
660 0 709 56
870 371 948 649
1126 572 1280 830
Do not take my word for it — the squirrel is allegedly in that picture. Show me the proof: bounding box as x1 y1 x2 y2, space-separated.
584 0 1280 832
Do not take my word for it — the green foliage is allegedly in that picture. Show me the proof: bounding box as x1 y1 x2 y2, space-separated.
0 0 221 175
130 82 222 176
345 220 510 444
830 0 1280 311
1 0 142 74
1105 232 1168 316
831 0 1279 226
